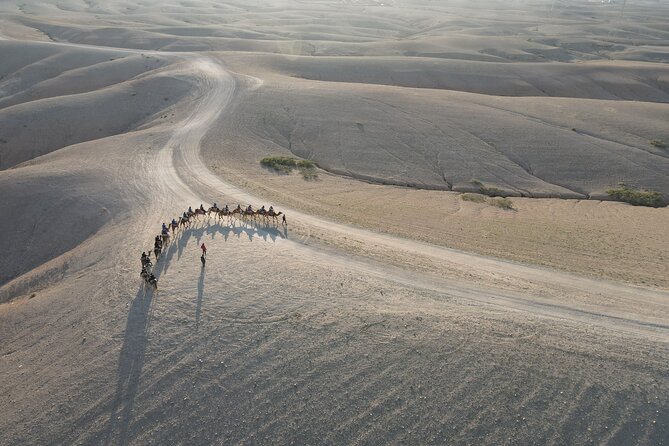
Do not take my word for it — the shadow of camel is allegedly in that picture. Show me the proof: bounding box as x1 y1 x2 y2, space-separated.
101 218 286 443
170 218 287 248
104 283 156 445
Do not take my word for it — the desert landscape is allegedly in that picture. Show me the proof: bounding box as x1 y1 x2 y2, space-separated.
1 0 668 444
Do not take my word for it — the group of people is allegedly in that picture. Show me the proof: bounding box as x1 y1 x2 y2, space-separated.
138 223 170 289
140 251 158 289
138 202 286 290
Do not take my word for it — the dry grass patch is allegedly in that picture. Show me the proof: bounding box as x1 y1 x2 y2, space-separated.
490 197 515 210
260 156 318 180
461 193 487 203
650 139 667 149
461 193 514 210
607 184 665 207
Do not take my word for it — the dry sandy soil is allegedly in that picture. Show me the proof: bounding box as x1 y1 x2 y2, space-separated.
1 1 668 445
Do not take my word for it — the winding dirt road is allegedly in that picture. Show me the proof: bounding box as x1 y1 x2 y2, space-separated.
152 54 669 340
2 31 669 446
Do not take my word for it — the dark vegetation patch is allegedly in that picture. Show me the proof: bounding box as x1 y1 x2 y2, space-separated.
260 156 318 180
650 139 667 149
607 183 665 207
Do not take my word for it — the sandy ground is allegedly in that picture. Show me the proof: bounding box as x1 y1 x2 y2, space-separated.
1 1 669 445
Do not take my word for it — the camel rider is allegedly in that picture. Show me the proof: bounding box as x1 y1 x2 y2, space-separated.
269 206 274 214
259 205 266 215
183 211 188 219
224 204 229 212
200 204 205 212
141 252 149 266
162 222 168 232
172 218 177 226
188 206 193 214
154 237 162 249
148 273 157 285
161 226 169 236
236 204 241 211
247 204 253 213
213 203 218 209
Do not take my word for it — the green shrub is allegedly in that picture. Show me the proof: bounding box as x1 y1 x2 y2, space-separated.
470 180 507 197
606 184 664 207
260 156 318 179
490 197 514 210
296 159 316 169
650 139 667 149
461 193 487 203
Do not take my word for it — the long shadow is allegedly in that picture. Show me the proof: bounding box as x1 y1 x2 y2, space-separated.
196 266 205 331
100 217 287 443
166 218 286 252
104 284 156 446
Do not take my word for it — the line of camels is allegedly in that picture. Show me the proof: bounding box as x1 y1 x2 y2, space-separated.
176 204 286 230
143 204 286 290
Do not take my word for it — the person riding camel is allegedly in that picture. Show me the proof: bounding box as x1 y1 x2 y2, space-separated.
269 206 274 214
246 204 253 213
171 218 178 227
162 222 168 232
259 205 266 215
161 226 169 236
224 204 229 212
188 206 193 214
213 202 218 209
154 236 162 249
200 204 205 212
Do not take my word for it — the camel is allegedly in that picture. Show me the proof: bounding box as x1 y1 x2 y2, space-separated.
266 210 283 223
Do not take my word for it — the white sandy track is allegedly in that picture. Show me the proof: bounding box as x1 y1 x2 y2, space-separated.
2 34 667 337
0 9 668 445
141 53 669 339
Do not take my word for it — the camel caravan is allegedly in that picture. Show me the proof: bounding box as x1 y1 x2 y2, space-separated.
176 203 287 229
139 203 287 290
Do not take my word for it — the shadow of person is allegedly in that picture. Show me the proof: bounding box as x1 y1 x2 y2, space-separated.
196 265 205 331
104 285 156 445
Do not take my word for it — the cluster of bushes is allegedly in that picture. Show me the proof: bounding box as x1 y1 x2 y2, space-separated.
606 184 664 208
260 156 318 180
461 193 514 210
470 180 506 197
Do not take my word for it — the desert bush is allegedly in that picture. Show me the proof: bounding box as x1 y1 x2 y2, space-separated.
490 197 514 210
296 159 316 169
260 156 318 179
470 180 507 197
650 139 667 149
461 193 487 203
260 156 297 173
606 184 664 207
